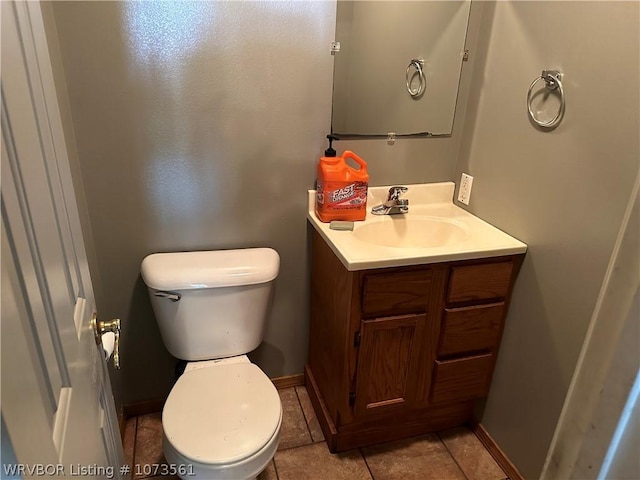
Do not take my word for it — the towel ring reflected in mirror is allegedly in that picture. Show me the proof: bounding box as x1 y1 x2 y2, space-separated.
406 58 426 98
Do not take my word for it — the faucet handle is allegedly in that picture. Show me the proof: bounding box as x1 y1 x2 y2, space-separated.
388 186 408 201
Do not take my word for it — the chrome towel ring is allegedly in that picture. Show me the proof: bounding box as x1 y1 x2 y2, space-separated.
527 70 565 128
406 58 426 98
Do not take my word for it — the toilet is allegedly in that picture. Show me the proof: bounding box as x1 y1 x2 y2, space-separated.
140 248 282 480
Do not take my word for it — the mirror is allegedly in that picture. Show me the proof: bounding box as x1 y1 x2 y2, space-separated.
331 1 472 137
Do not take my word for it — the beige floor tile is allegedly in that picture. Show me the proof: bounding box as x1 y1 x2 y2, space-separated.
257 460 278 480
275 442 372 480
362 434 465 480
278 388 313 450
439 427 508 480
134 413 166 479
123 417 137 470
295 386 325 443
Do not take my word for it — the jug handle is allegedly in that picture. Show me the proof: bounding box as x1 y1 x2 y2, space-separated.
342 151 367 170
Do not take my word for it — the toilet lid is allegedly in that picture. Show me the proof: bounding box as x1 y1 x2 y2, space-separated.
163 363 281 465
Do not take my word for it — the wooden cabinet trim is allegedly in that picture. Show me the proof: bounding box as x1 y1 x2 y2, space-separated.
308 229 356 426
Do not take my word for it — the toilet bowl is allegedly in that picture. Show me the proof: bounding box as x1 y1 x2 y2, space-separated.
162 358 281 480
141 248 281 480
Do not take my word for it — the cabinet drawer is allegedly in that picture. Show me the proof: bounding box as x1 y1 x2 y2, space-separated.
430 353 493 404
438 303 505 357
447 262 513 304
362 270 432 318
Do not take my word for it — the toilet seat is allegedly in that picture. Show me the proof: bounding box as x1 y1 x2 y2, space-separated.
163 417 281 480
163 362 281 466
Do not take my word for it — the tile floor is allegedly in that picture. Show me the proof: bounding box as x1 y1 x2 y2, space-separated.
123 386 508 480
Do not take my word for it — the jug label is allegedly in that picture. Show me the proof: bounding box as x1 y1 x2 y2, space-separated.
317 181 368 209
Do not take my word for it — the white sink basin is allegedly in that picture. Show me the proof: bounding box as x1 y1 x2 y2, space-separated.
353 216 470 249
307 182 527 271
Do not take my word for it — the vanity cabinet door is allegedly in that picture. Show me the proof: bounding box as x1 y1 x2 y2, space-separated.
353 314 425 417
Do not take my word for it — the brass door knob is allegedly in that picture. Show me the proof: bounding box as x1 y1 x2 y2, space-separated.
91 313 121 369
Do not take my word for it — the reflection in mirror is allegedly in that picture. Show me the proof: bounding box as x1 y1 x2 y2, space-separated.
331 1 472 137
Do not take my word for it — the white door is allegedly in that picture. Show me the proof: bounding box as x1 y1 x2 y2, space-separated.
1 2 125 479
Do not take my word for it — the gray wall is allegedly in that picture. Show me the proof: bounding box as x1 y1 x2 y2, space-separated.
453 2 639 477
47 1 470 405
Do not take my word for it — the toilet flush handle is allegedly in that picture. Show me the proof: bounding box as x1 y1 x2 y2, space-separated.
154 290 181 302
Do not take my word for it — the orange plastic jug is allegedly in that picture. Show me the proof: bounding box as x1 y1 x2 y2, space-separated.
315 136 369 222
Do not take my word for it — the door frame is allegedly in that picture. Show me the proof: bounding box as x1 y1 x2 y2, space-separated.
541 174 639 479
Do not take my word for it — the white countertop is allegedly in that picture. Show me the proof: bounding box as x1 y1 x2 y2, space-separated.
307 182 527 271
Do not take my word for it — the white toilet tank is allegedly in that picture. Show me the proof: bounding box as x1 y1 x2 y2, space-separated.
141 248 279 361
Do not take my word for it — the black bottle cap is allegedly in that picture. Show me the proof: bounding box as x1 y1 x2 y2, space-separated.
325 134 338 157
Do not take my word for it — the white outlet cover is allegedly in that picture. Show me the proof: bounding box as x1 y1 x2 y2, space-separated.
458 173 473 205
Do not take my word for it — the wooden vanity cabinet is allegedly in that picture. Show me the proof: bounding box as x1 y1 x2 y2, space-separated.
305 229 524 452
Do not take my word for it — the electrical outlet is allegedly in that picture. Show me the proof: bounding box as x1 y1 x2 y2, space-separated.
458 173 473 205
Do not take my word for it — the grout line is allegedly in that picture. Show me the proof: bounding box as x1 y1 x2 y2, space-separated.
131 416 138 480
271 459 280 480
436 431 470 480
276 441 322 455
293 386 314 442
359 447 376 480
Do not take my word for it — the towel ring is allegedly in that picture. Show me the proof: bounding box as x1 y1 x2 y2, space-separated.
406 59 426 98
527 70 565 128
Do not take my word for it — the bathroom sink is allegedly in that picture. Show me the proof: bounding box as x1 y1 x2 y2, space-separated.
353 216 469 249
307 182 527 271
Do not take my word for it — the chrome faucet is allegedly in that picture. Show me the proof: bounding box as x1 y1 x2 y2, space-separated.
371 186 409 215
